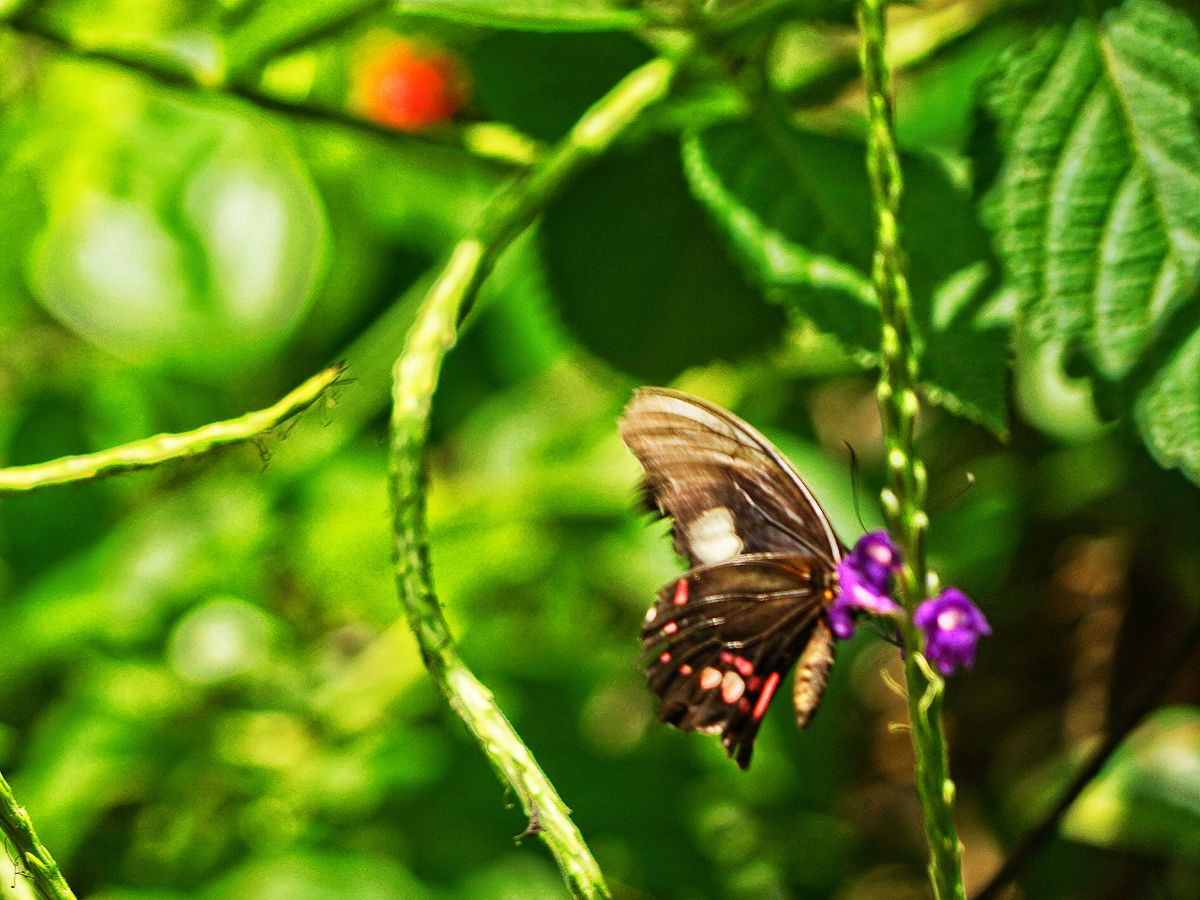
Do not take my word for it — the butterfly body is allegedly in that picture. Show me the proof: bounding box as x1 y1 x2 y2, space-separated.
620 388 845 769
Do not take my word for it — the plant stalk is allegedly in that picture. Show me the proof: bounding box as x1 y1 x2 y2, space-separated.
388 53 686 900
857 2 966 898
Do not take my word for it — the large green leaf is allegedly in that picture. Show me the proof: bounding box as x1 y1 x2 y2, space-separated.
682 121 1009 436
983 0 1200 482
541 138 785 384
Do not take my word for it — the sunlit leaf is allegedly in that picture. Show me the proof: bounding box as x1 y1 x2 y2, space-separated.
1135 328 1200 478
21 61 327 376
983 0 1200 481
1064 706 1200 859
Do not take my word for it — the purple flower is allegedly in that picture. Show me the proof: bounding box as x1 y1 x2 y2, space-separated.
845 530 901 594
914 588 991 675
831 532 904 641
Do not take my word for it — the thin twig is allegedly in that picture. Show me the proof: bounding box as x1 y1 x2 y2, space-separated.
972 613 1200 900
5 16 539 168
0 771 76 900
387 53 687 900
0 365 343 495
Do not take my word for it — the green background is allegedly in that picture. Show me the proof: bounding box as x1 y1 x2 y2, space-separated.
2 1 1200 898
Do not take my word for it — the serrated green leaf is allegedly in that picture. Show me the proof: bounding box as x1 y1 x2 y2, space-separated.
983 0 1200 482
682 121 1009 436
1135 327 1200 483
392 0 646 31
680 129 878 345
923 313 1010 436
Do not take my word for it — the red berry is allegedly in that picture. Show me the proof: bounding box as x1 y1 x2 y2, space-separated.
359 41 468 131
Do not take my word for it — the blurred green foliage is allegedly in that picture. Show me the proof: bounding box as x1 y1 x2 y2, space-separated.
2 1 1200 899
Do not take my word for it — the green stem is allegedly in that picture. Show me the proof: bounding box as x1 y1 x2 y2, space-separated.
0 365 343 496
222 0 390 83
0 771 76 900
388 54 685 900
857 3 965 899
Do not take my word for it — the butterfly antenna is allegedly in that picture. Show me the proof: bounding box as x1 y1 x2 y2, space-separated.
843 441 869 534
933 472 977 514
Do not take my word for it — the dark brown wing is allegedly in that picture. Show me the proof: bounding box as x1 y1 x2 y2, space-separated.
642 556 835 769
619 388 844 569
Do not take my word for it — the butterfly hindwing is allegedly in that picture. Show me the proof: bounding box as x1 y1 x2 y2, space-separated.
641 556 834 768
619 388 844 568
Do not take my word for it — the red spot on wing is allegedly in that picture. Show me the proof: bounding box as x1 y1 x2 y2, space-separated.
753 672 781 720
663 622 678 635
659 652 671 664
679 664 693 676
673 578 688 606
732 656 754 677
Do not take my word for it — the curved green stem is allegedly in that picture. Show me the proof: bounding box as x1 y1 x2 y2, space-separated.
0 771 76 900
857 2 965 899
388 54 685 900
0 365 343 496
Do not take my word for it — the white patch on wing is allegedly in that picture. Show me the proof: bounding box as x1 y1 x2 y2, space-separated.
688 507 743 565
721 670 745 704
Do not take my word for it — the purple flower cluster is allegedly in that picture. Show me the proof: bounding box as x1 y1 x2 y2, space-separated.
831 531 902 640
831 531 990 676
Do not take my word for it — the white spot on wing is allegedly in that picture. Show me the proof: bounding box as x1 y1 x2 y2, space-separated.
688 507 743 565
721 670 745 703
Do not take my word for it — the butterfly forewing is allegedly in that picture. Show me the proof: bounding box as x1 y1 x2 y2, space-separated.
619 389 843 567
621 388 846 769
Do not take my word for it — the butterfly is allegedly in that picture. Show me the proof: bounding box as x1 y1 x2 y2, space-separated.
619 387 847 769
